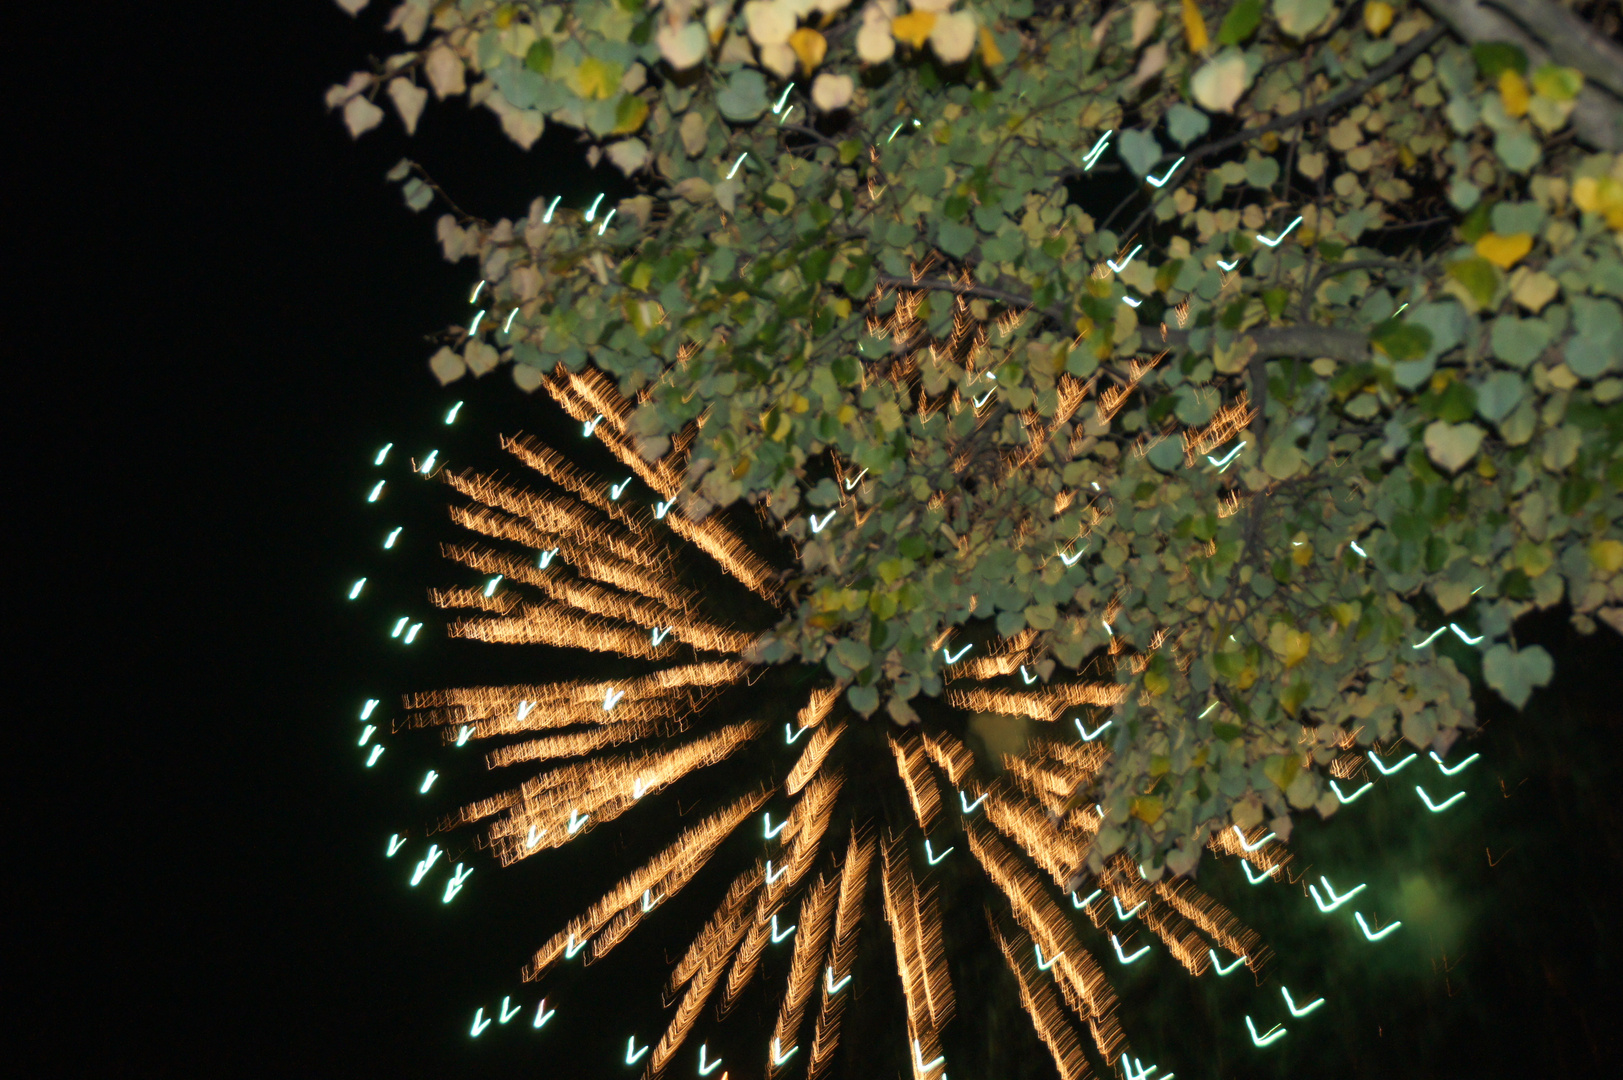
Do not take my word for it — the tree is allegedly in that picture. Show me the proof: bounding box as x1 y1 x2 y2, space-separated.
328 0 1623 877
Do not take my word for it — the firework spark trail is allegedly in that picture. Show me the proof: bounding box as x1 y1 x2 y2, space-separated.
944 683 1127 721
944 629 1041 680
771 771 844 900
447 468 670 571
487 722 765 861
671 867 764 993
1153 877 1268 972
1209 824 1292 878
920 730 976 786
1082 858 1216 976
967 825 1124 1064
482 722 664 766
805 833 873 1079
523 789 770 981
796 686 843 731
502 434 673 541
981 788 1092 890
889 737 943 834
992 923 1093 1080
1182 393 1255 466
787 720 846 795
425 585 523 614
448 597 681 657
768 874 840 1074
881 839 952 1078
719 917 774 1018
442 543 749 650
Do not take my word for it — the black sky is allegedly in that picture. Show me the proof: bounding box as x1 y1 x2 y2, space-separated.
17 3 1623 1078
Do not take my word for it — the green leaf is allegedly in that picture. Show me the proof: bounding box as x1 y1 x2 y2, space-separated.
1567 296 1623 378
1482 643 1553 708
1423 420 1486 472
1531 64 1583 102
1165 103 1210 147
1273 0 1332 38
1370 318 1432 362
1447 256 1500 308
1494 129 1540 173
833 636 873 671
936 219 976 259
716 68 769 122
1472 41 1528 79
525 38 554 75
1118 128 1164 178
1261 439 1303 480
1217 0 1263 44
1261 753 1302 792
996 609 1027 636
847 683 879 716
1474 370 1524 423
1489 315 1553 368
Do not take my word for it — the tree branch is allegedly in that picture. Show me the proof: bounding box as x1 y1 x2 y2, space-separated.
1165 326 1372 363
1483 0 1623 100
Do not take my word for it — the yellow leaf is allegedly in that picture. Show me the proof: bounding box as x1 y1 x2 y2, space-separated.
1592 539 1623 574
1499 69 1530 118
1509 267 1559 312
611 94 649 134
1269 622 1312 668
1363 1 1393 36
1129 795 1165 825
1474 231 1533 269
1292 541 1313 567
788 27 827 74
1144 668 1171 695
978 25 1004 65
1182 0 1209 53
891 11 936 49
576 55 619 100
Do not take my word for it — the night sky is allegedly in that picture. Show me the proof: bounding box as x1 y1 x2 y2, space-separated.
19 3 1623 1077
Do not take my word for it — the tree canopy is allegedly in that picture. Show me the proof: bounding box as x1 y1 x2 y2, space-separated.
328 0 1623 876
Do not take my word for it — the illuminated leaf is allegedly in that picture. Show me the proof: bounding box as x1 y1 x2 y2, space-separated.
1363 1 1393 36
1190 49 1251 113
811 72 854 111
892 11 937 49
1273 0 1332 39
1217 0 1262 44
1447 256 1500 309
788 27 828 73
1532 64 1584 102
656 20 709 70
1474 231 1532 269
1370 319 1432 362
929 11 978 64
1483 644 1553 708
1423 420 1486 472
387 77 428 135
1498 70 1530 118
1182 0 1209 52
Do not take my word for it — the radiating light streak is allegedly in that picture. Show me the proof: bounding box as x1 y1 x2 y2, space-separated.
1059 546 1087 566
1198 702 1219 719
925 840 953 865
1122 296 1142 308
443 863 472 902
642 888 660 912
391 617 409 638
764 813 789 840
1350 540 1369 557
1110 934 1150 964
537 547 558 568
609 477 632 500
565 933 589 959
1245 1015 1287 1047
1309 876 1365 913
1019 665 1038 684
348 577 367 599
1231 826 1276 852
1114 897 1146 920
404 622 423 644
568 809 590 834
366 744 384 766
943 644 972 664
1281 987 1325 1017
603 689 626 711
1075 718 1112 741
1034 943 1062 971
1369 750 1416 775
1431 751 1480 776
533 999 555 1028
367 481 385 502
1209 949 1246 975
1206 441 1246 468
784 722 811 746
445 400 464 424
1412 626 1446 648
499 996 521 1023
526 825 545 848
844 468 867 490
1331 779 1374 803
767 860 788 885
503 308 519 333
727 153 748 179
1146 156 1185 186
960 791 988 814
771 82 795 113
771 913 797 943
585 193 604 222
410 844 441 885
626 1036 650 1065
542 195 560 223
1106 244 1142 273
419 450 439 474
469 310 486 336
387 833 406 857
596 208 616 235
825 966 851 994
470 1007 492 1037
1416 785 1466 812
699 1044 722 1075
483 575 503 597
1449 623 1484 645
651 627 671 645
420 770 438 793
809 511 836 533
654 499 671 519
456 724 472 746
1256 216 1303 246
1216 256 1241 271
770 1037 799 1066
469 280 485 304
361 699 380 720
1072 889 1102 909
632 778 647 799
1395 302 1409 315
1242 861 1278 884
1082 130 1112 169
583 415 604 437
1355 911 1402 941
973 389 995 407
374 443 393 465
913 1040 945 1073
383 527 402 549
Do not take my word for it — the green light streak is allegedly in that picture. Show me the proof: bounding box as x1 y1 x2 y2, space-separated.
445 401 464 424
1354 911 1402 941
1368 750 1416 776
1245 1015 1288 1047
1208 949 1246 975
367 481 385 503
1330 779 1373 803
348 578 367 599
373 443 393 466
1309 876 1366 913
1281 986 1325 1017
1430 751 1480 776
1415 784 1466 812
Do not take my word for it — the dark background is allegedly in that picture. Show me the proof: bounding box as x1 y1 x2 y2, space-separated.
16 2 1623 1077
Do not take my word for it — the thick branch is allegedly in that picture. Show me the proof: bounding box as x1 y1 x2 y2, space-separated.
1419 0 1623 149
1165 326 1372 364
1483 0 1623 100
